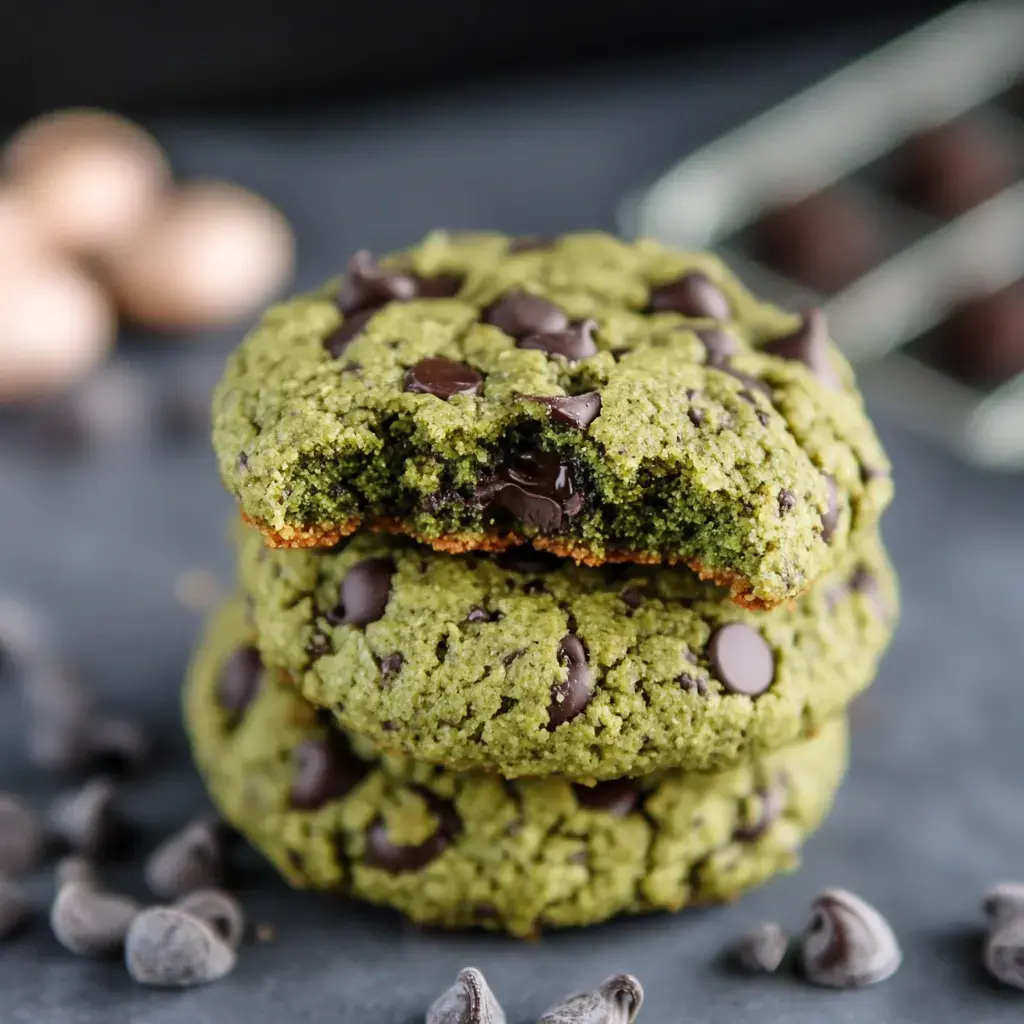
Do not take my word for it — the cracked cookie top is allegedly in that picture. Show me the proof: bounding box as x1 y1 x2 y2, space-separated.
237 522 896 780
212 232 892 608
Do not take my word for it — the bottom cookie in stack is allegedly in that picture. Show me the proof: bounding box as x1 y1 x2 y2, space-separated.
185 600 849 938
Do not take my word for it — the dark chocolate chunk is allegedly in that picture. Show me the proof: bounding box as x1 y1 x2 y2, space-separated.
324 309 376 357
363 797 459 873
936 283 1024 388
721 365 773 399
290 733 367 810
236 451 248 471
547 634 592 728
519 319 598 361
820 475 839 544
763 309 838 387
894 120 1016 218
573 780 639 816
620 588 644 610
0 794 45 876
326 558 394 627
733 783 784 841
495 549 564 573
125 906 236 987
778 489 796 515
50 881 141 956
849 567 888 619
379 653 404 679
521 391 602 429
481 452 583 534
688 407 705 428
144 820 223 899
649 272 731 320
413 272 463 298
336 250 416 314
697 327 739 366
508 236 554 254
753 190 881 294
707 623 774 696
465 606 495 623
404 357 483 400
484 291 568 338
216 646 262 724
800 889 902 988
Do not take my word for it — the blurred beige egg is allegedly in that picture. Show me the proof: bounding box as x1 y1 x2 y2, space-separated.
106 182 294 331
0 260 114 402
3 109 170 255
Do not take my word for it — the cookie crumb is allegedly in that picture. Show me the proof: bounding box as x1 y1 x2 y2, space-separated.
255 921 274 942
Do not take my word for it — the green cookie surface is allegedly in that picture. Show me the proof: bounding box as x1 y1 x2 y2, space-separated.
186 600 848 937
212 232 892 608
238 525 895 780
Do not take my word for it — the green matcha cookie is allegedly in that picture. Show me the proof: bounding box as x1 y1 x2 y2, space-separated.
212 232 892 608
237 524 895 780
186 600 848 936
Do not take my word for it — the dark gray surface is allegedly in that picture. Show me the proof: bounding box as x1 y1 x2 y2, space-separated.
2 23 1024 1023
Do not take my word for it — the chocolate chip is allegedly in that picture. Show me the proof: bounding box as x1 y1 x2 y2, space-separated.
522 391 602 429
216 645 262 725
495 549 564 573
707 624 774 696
56 854 98 889
733 921 789 973
982 882 1024 929
414 272 463 298
83 716 149 775
50 881 141 956
290 732 367 810
380 653 404 679
324 308 376 357
465 606 494 623
508 236 554 254
820 475 839 544
306 631 332 659
753 191 881 294
237 451 249 471
326 558 394 627
573 780 639 817
620 588 643 610
364 798 459 873
480 452 583 534
519 319 598 361
894 120 1016 218
336 251 417 314
144 820 223 899
48 778 125 857
175 889 245 950
427 966 506 1024
936 282 1024 388
538 974 644 1024
547 634 592 729
721 365 772 398
678 673 709 696
849 567 887 618
800 889 902 988
688 407 705 428
763 309 838 387
985 916 1024 991
125 906 237 987
778 489 796 515
733 783 784 841
0 794 45 876
697 327 738 366
0 877 30 939
484 291 568 338
649 272 731 320
404 357 483 399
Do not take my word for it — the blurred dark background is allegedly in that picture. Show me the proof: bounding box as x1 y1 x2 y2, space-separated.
2 0 950 123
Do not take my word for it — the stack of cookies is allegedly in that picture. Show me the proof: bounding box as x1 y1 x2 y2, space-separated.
189 232 897 937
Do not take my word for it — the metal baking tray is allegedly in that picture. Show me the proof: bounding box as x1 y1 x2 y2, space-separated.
623 1 1024 469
